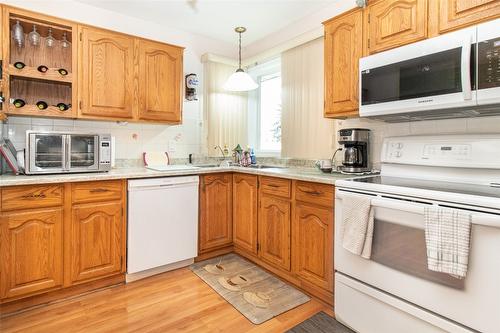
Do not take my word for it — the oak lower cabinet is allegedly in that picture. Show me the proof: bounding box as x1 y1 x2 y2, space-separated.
365 0 428 54
0 208 64 299
0 180 126 312
258 194 291 271
69 201 124 284
435 0 500 34
323 9 363 118
78 26 135 119
233 174 258 254
199 174 233 253
292 203 333 292
137 39 183 123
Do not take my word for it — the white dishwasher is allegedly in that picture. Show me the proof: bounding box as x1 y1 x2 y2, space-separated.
127 176 199 282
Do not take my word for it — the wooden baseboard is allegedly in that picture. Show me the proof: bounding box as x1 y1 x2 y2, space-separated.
195 245 233 262
234 247 333 306
0 274 125 317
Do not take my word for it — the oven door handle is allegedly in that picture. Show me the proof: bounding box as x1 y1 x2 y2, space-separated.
337 191 500 229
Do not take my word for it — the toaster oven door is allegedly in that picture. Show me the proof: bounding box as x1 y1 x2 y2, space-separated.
68 134 99 171
28 133 66 174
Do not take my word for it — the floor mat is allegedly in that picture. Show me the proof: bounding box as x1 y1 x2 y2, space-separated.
287 311 355 333
190 253 310 325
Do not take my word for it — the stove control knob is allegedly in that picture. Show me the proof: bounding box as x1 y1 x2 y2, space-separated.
395 151 402 158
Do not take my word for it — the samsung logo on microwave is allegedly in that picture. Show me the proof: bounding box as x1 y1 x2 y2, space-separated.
418 99 434 104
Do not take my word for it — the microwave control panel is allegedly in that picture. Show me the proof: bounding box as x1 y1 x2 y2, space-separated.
478 37 500 89
99 136 112 164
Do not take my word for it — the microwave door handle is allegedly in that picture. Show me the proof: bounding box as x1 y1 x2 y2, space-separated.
461 34 472 101
64 135 71 171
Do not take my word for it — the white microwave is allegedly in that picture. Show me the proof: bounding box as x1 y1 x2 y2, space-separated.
359 18 500 122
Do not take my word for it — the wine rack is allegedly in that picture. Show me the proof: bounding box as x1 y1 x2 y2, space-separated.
4 7 76 119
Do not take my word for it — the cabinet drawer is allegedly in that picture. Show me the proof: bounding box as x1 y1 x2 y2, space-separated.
260 176 291 198
295 181 334 208
2 185 64 211
72 180 123 204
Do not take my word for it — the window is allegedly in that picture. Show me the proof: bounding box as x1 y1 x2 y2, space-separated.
258 73 281 152
247 57 281 155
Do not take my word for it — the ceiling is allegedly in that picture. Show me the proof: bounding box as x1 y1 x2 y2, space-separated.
76 0 333 46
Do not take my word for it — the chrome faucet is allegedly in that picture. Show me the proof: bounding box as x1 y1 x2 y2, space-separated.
214 145 226 158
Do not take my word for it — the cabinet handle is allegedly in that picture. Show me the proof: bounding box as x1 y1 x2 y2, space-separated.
303 190 321 196
90 188 109 193
266 184 280 188
22 193 46 199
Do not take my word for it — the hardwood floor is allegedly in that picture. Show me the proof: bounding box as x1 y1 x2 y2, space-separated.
0 268 332 333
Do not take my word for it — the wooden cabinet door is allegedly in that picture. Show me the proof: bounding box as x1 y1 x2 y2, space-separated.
137 39 183 123
69 201 123 283
233 174 258 254
0 209 63 299
436 0 500 34
199 174 233 252
292 203 333 292
366 0 428 54
324 9 363 118
79 26 134 119
258 194 291 271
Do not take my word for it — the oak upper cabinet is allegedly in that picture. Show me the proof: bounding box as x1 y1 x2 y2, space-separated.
366 0 428 54
69 201 123 284
137 39 183 123
0 209 63 299
233 174 258 254
258 194 291 271
434 0 500 34
199 174 233 252
78 26 134 119
323 9 363 118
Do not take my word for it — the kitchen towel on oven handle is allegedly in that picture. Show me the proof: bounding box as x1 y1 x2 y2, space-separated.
424 206 471 279
341 193 374 259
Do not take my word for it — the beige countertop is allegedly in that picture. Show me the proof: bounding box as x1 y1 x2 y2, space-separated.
0 165 359 187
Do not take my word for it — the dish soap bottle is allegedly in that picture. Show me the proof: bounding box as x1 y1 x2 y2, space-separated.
250 148 257 165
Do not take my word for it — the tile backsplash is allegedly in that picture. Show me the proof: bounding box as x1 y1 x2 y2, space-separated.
335 115 500 169
4 115 204 161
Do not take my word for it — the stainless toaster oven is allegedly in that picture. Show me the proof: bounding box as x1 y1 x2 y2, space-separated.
25 131 112 174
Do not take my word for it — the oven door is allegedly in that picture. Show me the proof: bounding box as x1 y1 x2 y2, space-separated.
335 188 500 333
477 18 500 106
68 134 99 172
359 27 476 118
27 133 67 174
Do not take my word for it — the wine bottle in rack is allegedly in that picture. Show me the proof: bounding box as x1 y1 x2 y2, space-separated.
37 65 48 73
56 103 71 111
57 68 68 76
13 99 25 108
14 62 25 69
36 101 48 110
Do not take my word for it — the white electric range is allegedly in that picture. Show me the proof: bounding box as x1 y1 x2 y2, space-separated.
334 134 500 333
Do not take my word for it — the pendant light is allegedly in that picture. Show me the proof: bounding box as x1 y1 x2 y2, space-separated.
223 27 258 92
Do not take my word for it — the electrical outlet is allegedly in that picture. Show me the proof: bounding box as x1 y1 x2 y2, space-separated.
168 140 177 153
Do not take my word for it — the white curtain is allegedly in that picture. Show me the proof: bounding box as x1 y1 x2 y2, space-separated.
203 60 248 157
281 38 335 159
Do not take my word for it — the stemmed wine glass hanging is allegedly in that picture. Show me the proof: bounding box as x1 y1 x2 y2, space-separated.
11 21 71 49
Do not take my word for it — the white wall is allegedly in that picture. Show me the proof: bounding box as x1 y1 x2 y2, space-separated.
1 0 239 160
243 0 356 63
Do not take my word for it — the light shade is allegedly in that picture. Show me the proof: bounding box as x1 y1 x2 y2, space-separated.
223 69 258 92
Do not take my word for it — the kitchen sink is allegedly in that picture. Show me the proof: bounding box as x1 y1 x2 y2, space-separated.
249 165 287 169
193 164 219 168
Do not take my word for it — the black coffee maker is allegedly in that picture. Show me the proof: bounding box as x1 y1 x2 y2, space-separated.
337 128 371 173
